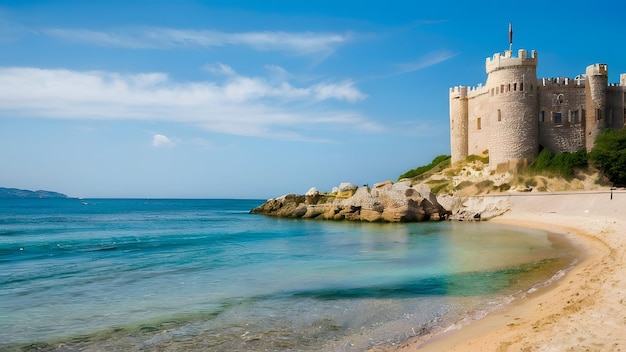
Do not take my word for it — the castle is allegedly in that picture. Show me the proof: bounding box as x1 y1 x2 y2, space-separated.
449 48 626 170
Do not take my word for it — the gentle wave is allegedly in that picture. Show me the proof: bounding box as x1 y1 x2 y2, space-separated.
0 198 580 351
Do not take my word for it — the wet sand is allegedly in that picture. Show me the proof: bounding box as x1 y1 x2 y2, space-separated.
379 190 626 351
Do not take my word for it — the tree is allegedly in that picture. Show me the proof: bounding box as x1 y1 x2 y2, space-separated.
589 129 626 185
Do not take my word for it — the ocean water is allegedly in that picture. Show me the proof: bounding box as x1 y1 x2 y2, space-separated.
0 198 578 351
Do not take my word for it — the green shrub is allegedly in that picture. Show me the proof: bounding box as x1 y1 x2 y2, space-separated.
589 128 626 185
531 148 588 179
431 182 452 195
398 155 451 180
475 180 494 191
525 179 538 187
534 149 553 170
426 179 449 185
466 154 489 163
498 183 511 192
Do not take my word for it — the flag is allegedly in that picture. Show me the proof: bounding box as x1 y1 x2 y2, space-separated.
509 23 513 45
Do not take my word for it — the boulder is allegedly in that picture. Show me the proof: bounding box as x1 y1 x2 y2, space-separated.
338 182 358 192
305 187 319 196
250 181 451 222
438 194 512 221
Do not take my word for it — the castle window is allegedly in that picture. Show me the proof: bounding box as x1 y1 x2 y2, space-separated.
508 84 511 92
497 109 502 121
553 112 562 125
520 82 524 91
556 94 564 105
597 108 602 120
571 110 580 124
539 111 545 123
491 88 494 96
513 83 517 91
501 84 504 93
530 84 533 91
477 117 482 130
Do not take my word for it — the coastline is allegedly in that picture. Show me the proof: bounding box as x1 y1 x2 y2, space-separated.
380 190 626 351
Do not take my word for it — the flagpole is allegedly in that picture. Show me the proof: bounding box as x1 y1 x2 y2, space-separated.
509 23 513 52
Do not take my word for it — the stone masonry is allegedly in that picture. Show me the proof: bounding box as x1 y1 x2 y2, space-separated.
450 48 626 170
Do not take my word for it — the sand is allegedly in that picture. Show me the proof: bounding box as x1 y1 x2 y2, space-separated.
377 190 626 352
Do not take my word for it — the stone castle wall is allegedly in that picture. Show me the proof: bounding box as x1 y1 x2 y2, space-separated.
537 79 586 152
449 86 468 162
450 49 626 169
606 86 626 130
465 88 490 158
484 49 538 167
585 64 609 150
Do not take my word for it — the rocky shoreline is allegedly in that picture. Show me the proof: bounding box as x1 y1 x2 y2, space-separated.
250 180 512 222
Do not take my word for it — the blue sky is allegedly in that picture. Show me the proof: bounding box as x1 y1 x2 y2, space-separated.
1 0 624 199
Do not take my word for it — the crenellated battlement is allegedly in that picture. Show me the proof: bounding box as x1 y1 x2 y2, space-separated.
450 42 625 168
540 77 585 86
449 86 468 97
449 84 486 97
485 49 538 74
586 63 608 76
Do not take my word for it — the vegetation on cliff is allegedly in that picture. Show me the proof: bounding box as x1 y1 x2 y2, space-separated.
589 128 626 186
398 149 607 197
530 149 588 179
397 155 450 180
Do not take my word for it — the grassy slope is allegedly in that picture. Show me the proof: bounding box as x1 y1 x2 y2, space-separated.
404 160 609 196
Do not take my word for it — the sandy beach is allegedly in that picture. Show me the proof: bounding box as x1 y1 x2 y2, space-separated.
377 190 626 352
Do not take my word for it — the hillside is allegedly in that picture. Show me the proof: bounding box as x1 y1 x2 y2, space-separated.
0 187 69 199
404 154 610 197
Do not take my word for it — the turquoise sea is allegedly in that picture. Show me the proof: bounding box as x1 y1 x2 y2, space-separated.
0 198 578 351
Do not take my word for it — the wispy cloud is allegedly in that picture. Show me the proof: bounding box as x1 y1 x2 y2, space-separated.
0 65 377 142
394 49 459 75
43 27 352 57
152 134 175 147
361 49 459 81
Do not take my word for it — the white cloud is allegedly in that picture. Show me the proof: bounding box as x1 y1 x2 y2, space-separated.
0 65 379 141
395 50 459 75
203 62 236 76
152 134 174 147
312 81 367 103
43 27 351 57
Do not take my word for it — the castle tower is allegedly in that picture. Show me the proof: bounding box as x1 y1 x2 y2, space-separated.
585 64 608 150
485 49 539 169
449 86 468 163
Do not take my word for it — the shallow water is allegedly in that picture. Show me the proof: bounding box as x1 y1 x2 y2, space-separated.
0 199 579 351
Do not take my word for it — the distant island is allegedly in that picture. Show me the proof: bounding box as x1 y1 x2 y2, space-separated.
0 187 69 199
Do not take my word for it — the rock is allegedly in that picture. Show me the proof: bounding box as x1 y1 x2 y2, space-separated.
305 187 319 196
373 180 393 188
439 195 512 221
293 204 308 218
305 187 321 204
338 183 358 192
250 181 451 222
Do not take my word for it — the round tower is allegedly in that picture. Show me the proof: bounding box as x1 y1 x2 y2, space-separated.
584 64 608 151
485 49 539 169
449 86 468 163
